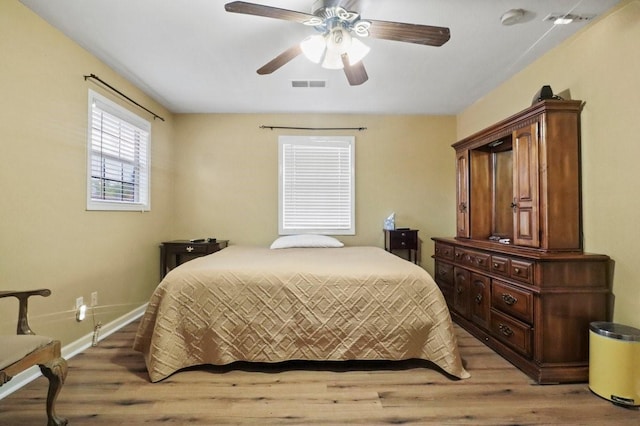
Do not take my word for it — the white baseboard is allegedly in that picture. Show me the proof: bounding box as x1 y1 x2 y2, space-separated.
0 303 148 400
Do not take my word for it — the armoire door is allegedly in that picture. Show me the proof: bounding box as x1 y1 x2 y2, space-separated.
512 123 540 247
456 149 470 238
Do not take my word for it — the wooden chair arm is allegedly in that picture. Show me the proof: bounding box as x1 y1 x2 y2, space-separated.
0 289 52 335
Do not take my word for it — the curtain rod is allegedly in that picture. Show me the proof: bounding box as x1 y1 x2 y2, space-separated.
83 73 165 122
260 125 366 131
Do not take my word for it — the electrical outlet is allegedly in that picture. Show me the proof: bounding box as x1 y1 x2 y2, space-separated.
76 296 84 309
91 291 98 307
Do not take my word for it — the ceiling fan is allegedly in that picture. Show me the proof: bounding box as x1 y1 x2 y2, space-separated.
224 0 451 86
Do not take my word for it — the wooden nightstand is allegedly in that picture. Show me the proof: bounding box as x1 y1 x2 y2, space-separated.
160 239 228 280
384 229 419 263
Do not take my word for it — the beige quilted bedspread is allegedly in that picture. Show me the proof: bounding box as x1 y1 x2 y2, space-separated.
133 246 470 382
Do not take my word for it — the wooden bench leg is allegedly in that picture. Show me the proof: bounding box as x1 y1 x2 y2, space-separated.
39 357 68 426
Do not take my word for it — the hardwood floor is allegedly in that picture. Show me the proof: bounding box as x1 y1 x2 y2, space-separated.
0 321 637 425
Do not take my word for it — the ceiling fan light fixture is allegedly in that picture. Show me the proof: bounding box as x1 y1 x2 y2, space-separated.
300 34 326 63
225 0 451 85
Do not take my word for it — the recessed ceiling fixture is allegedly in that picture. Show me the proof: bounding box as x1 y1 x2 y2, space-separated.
500 9 526 26
224 1 451 86
544 13 596 25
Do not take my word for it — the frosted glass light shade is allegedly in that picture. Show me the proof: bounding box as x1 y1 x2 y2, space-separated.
346 38 370 65
300 35 326 63
322 47 344 69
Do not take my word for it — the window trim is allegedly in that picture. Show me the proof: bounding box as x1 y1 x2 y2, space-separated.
278 135 355 236
86 90 151 211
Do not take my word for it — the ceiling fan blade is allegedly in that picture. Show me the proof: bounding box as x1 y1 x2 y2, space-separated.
367 19 450 46
341 53 368 86
224 1 315 24
257 44 303 75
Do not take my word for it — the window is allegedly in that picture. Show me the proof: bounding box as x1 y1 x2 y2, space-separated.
278 135 355 235
87 90 150 211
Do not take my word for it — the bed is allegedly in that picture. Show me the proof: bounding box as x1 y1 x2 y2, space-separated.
133 242 470 382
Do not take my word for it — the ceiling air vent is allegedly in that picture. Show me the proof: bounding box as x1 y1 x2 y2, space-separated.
544 13 596 24
291 80 327 88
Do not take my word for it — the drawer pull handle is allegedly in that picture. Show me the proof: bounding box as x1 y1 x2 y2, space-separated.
476 258 483 265
186 246 194 253
498 323 514 337
401 241 406 246
475 294 483 304
455 253 461 258
493 263 499 268
514 267 521 274
456 287 464 294
502 293 518 305
435 248 440 253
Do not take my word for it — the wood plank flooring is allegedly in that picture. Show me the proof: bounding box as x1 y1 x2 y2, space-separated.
1 321 637 425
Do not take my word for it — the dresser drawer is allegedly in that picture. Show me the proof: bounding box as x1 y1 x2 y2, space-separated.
435 261 454 284
434 242 454 260
490 309 532 357
491 280 534 324
455 248 491 271
434 261 454 304
491 255 510 277
388 230 418 249
168 243 209 254
510 259 534 284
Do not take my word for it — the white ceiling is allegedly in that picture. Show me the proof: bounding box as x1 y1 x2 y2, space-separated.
20 0 620 115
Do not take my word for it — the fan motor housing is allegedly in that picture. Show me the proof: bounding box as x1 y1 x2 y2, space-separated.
312 0 354 16
312 0 334 14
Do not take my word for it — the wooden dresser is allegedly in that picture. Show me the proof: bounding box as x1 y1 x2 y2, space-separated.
433 100 611 384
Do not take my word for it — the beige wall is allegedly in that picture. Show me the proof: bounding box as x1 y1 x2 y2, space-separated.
457 0 640 328
0 1 175 343
172 113 456 270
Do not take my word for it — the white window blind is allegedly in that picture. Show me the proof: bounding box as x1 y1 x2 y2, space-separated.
279 136 355 235
87 90 150 211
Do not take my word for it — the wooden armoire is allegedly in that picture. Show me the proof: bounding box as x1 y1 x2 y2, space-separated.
433 99 611 384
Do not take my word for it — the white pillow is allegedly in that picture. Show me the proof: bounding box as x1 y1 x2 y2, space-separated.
270 234 344 249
